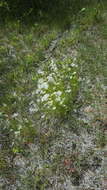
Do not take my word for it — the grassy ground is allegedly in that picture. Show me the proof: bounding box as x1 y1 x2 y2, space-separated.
0 3 107 190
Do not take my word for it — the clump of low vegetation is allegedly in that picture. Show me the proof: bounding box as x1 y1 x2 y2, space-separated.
35 58 78 117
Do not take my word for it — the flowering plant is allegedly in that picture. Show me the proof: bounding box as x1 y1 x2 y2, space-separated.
36 58 79 116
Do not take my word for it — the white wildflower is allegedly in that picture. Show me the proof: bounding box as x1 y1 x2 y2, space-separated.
37 98 41 102
41 114 45 119
51 58 54 64
48 100 53 106
68 68 71 71
59 99 65 105
53 107 56 110
29 101 39 113
56 96 61 102
66 89 71 93
29 106 38 113
47 75 55 83
54 91 62 96
12 113 18 118
37 69 44 74
13 91 17 96
18 125 22 130
35 89 41 94
3 103 7 107
73 57 77 62
14 131 20 136
73 72 76 75
71 63 78 67
41 94 49 102
38 78 44 84
50 60 57 71
38 82 48 89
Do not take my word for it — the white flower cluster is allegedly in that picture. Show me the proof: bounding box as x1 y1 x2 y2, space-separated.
29 100 39 113
36 58 78 114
